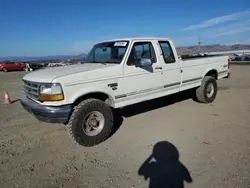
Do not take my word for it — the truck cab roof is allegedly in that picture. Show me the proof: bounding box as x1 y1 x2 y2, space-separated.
99 37 172 43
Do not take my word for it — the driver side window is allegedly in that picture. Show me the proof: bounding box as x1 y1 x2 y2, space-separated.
127 42 157 66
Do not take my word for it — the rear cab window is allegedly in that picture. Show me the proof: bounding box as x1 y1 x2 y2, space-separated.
158 41 176 64
127 41 157 66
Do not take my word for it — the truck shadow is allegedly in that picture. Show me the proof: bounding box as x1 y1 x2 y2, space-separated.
138 141 193 188
111 89 195 136
117 89 195 118
11 99 20 104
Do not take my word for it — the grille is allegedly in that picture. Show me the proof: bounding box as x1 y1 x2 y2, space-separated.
23 80 40 100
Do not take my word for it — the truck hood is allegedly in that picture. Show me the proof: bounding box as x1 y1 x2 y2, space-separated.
23 63 117 83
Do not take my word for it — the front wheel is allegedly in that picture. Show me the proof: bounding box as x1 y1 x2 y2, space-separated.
195 76 218 103
2 68 8 72
67 98 114 147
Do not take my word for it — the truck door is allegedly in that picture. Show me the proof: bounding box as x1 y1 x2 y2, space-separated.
118 41 164 102
157 40 181 94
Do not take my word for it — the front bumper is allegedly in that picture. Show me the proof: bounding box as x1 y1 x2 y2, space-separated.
20 94 72 124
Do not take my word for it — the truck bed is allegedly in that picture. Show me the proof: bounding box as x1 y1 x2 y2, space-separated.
181 54 224 61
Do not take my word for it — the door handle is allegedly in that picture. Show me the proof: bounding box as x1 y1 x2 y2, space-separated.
155 66 162 70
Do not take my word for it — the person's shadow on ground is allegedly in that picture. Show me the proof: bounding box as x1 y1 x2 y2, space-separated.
138 141 193 188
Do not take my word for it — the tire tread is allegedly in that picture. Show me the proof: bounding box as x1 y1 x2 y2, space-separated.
66 98 113 147
195 76 217 103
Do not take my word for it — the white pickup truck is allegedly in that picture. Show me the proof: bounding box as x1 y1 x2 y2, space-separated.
20 37 230 146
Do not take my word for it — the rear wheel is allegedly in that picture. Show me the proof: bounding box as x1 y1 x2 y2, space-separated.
195 76 217 103
67 98 114 147
2 68 8 72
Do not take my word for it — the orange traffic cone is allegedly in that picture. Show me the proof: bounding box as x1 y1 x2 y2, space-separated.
4 90 11 104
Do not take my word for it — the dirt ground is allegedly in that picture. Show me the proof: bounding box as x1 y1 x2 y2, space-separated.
0 65 250 188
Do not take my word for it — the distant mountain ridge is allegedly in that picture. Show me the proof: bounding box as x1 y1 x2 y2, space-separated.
1 44 250 61
0 53 87 62
74 53 88 60
176 44 250 55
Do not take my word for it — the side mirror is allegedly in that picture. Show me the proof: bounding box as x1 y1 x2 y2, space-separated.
136 58 152 67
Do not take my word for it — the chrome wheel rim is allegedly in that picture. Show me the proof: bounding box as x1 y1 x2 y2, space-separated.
82 111 105 136
206 83 214 98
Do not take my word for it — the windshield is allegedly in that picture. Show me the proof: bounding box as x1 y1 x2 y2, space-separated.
84 41 129 64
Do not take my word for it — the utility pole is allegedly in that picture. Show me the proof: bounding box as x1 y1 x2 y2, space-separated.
198 40 202 54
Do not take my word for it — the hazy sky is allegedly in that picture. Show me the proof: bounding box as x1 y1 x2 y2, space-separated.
0 0 250 57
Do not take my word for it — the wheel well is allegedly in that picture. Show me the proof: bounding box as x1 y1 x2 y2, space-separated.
73 92 114 107
205 70 218 80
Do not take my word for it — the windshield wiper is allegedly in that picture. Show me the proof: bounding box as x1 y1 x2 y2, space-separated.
91 60 106 65
104 61 120 64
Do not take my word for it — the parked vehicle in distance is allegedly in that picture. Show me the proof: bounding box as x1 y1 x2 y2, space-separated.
0 62 26 72
234 54 250 61
28 63 44 71
20 37 231 147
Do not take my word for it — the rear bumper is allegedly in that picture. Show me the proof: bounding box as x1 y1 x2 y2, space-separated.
225 72 231 79
20 94 72 124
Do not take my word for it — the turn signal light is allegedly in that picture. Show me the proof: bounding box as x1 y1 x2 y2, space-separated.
39 94 64 101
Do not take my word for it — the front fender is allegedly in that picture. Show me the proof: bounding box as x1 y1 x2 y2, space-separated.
65 86 115 107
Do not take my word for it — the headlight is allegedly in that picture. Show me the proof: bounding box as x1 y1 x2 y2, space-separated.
39 83 64 101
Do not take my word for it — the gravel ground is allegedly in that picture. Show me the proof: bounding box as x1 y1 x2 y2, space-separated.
0 65 250 188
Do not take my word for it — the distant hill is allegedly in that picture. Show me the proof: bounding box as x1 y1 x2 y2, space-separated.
74 53 87 60
1 44 250 61
0 54 87 62
176 44 250 55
